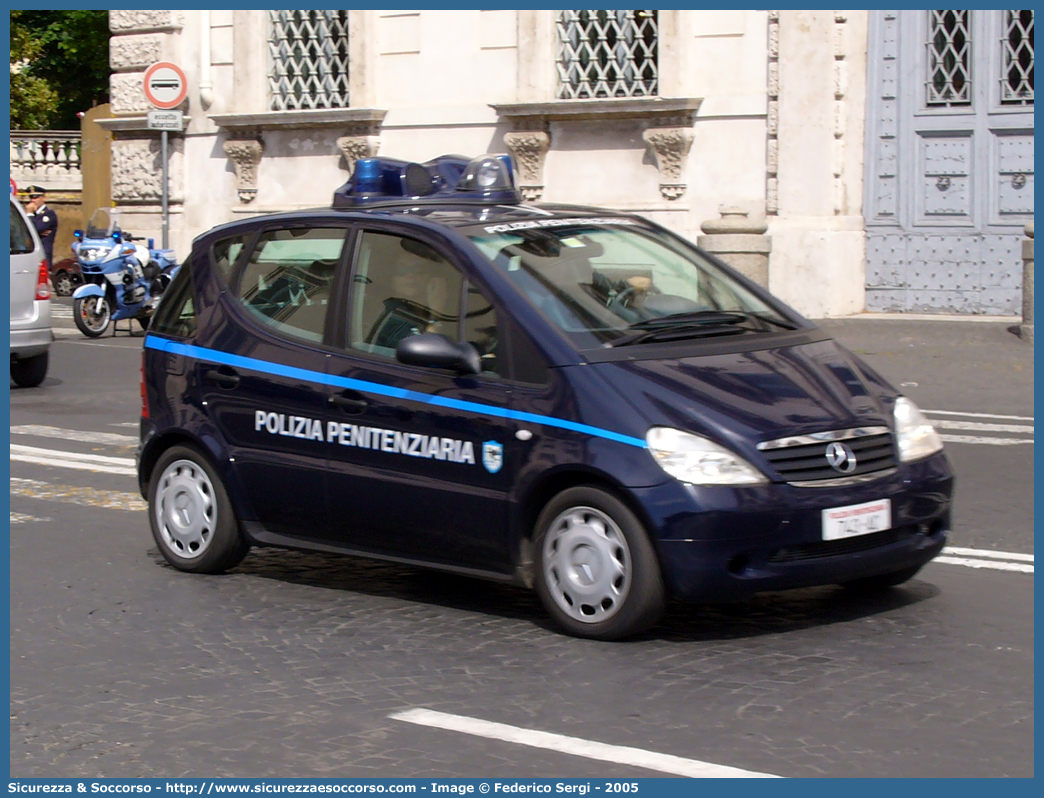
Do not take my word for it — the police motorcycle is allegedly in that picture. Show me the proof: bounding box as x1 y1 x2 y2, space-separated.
71 208 179 338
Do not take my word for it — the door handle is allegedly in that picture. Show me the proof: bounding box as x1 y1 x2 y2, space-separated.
328 393 368 413
204 368 240 389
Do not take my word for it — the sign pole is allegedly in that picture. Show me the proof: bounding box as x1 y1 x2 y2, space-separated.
161 129 169 249
142 61 187 252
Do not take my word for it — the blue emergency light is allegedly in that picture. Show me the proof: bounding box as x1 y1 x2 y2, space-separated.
332 153 520 207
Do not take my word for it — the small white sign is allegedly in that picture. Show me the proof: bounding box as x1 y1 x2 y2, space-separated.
822 498 891 541
147 110 184 131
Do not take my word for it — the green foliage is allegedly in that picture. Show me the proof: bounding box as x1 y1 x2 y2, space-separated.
10 9 110 130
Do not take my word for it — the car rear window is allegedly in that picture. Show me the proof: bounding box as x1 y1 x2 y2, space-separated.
10 201 35 255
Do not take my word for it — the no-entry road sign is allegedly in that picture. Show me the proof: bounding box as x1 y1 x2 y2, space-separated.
143 62 188 109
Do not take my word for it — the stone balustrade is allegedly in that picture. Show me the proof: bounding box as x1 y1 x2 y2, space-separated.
10 131 83 193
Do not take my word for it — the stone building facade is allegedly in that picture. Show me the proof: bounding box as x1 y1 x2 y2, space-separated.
101 9 1033 318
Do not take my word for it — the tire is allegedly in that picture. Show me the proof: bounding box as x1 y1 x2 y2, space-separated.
11 351 48 388
533 486 666 640
148 444 249 574
52 271 74 296
74 295 112 338
842 565 922 591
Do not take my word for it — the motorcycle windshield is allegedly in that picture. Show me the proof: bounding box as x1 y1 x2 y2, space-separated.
85 208 118 239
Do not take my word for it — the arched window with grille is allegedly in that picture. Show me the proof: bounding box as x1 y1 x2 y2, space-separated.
268 10 350 111
556 10 658 99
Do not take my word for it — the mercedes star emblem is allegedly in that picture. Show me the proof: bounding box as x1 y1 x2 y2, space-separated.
825 441 857 473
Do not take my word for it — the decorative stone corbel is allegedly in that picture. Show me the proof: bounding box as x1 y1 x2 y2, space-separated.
503 126 551 201
222 136 264 204
335 132 381 180
642 126 695 200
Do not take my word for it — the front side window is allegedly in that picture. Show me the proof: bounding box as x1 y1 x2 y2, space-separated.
556 10 658 99
1002 10 1034 104
233 227 345 343
926 10 972 106
268 10 350 111
467 221 797 351
349 231 463 358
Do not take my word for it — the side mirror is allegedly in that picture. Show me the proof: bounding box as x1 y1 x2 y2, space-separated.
396 333 481 375
73 230 82 239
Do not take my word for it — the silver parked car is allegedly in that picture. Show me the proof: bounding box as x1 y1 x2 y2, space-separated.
10 194 52 387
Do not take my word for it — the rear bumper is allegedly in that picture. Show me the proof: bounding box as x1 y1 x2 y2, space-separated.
10 325 53 359
632 451 954 602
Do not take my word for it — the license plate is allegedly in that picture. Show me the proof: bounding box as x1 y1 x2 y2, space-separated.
822 498 891 541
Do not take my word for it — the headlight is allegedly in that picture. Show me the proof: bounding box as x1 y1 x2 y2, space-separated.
646 427 767 485
894 397 944 462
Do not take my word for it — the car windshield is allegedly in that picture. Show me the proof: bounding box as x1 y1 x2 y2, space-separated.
85 208 120 239
466 219 798 349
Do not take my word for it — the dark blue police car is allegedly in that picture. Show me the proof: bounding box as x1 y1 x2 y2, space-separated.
138 153 953 640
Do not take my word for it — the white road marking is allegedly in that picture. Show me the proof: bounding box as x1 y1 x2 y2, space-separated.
932 420 1033 434
922 412 1033 446
390 708 781 778
938 434 1033 445
943 546 1034 563
10 444 137 476
10 425 138 446
925 410 1033 421
11 477 146 511
10 512 51 524
933 556 1034 573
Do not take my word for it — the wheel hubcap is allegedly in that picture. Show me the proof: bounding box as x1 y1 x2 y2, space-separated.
155 459 216 559
80 297 110 329
542 506 631 624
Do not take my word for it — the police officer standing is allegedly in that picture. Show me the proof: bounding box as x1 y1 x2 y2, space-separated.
25 185 58 267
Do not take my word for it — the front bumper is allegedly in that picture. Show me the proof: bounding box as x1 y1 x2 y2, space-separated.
632 451 954 602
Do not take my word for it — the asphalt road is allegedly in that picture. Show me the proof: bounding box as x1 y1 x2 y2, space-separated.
8 308 1034 778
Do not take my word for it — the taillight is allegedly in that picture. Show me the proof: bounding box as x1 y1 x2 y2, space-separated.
35 260 51 300
140 352 150 419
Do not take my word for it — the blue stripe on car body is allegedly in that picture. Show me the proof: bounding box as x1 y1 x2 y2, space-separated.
145 335 647 448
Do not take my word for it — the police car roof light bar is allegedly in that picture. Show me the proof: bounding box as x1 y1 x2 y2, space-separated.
332 153 521 208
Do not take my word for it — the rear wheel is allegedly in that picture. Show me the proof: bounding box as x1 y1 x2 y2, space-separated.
148 445 249 574
74 295 111 337
842 565 922 591
533 486 665 640
11 351 48 388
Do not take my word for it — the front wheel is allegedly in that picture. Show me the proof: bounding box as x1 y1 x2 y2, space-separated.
148 445 249 574
533 486 666 640
74 294 112 337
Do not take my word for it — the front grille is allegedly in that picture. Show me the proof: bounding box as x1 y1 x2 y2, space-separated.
758 428 896 482
767 525 919 563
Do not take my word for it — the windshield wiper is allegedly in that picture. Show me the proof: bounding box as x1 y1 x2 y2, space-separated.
610 322 749 347
610 310 798 347
626 309 798 331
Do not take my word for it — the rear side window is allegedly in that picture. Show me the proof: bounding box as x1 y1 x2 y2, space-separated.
150 265 197 339
10 201 35 254
233 227 346 344
211 234 250 284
